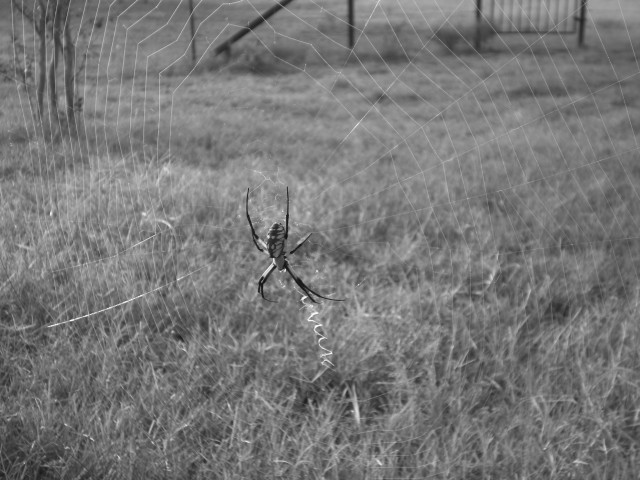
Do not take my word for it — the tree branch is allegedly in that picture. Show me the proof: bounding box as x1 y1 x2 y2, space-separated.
11 0 42 35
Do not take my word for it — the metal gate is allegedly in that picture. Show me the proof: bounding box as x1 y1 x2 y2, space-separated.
476 0 588 46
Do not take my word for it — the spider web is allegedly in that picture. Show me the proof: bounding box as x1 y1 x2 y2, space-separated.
3 0 640 477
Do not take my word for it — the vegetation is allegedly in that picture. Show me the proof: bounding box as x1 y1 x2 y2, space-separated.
1 1 640 478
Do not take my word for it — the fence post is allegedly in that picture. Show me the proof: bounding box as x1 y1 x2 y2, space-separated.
188 0 197 64
577 0 587 47
475 0 483 51
348 0 355 49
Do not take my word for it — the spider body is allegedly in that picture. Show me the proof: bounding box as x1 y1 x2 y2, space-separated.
266 222 287 268
246 187 344 303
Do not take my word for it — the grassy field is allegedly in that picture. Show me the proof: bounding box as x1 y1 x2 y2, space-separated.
2 0 640 478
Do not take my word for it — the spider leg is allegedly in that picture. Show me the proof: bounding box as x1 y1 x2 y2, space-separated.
246 188 268 252
258 262 278 302
284 186 289 240
284 262 345 303
289 233 312 255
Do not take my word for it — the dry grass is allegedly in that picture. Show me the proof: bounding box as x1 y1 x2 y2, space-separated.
2 0 640 478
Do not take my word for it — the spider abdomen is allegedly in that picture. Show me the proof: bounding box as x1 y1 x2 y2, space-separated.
267 222 286 259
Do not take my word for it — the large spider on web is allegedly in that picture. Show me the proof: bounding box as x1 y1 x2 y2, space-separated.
245 187 344 304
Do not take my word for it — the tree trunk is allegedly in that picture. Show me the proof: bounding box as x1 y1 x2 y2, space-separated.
48 6 62 126
62 4 76 130
36 1 46 122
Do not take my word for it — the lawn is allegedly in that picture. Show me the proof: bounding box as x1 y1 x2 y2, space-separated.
1 0 640 478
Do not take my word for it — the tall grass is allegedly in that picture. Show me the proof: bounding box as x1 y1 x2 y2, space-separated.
2 1 640 478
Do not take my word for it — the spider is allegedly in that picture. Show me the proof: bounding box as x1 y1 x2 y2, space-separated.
246 187 344 303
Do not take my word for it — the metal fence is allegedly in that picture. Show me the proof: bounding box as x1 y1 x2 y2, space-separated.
476 0 588 46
